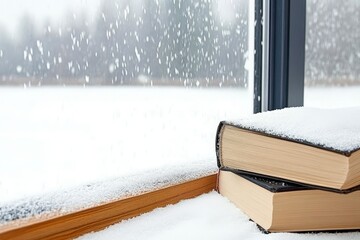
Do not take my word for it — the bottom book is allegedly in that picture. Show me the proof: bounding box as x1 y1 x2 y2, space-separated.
218 169 360 232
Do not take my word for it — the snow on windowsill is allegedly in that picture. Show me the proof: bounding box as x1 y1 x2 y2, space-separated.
0 160 216 226
77 191 360 240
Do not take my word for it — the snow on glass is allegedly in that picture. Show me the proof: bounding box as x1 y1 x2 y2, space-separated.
0 0 249 87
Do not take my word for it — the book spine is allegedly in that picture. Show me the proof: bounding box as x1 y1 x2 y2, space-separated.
215 121 225 168
215 170 221 193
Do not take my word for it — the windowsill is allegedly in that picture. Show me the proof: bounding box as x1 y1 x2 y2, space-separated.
0 174 217 239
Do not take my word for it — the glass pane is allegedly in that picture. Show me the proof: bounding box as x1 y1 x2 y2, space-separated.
0 0 252 221
304 0 360 108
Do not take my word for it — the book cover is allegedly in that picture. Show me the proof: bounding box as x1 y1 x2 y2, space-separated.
216 107 360 192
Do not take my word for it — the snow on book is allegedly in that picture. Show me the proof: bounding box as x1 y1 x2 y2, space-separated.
216 107 360 191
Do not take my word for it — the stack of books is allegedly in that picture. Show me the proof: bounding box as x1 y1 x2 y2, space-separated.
216 107 360 232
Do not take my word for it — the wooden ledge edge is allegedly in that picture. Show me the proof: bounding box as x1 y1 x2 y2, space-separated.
0 174 217 240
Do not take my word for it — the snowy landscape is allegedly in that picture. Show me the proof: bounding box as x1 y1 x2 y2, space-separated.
0 87 250 205
0 86 251 221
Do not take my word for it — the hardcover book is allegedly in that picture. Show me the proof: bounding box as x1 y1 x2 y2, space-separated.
218 170 360 232
216 107 360 191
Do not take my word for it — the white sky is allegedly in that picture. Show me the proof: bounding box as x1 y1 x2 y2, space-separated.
0 0 101 36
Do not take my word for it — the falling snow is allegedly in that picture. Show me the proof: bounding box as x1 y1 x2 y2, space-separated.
16 65 22 73
135 47 141 62
0 0 250 87
109 63 116 73
36 40 44 56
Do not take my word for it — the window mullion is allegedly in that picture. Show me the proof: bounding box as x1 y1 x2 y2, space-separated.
265 0 306 111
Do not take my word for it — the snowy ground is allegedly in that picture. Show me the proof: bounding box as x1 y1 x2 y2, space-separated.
77 191 360 240
0 87 251 212
304 86 360 108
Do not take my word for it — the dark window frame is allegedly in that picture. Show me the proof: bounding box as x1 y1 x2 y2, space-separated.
254 0 306 113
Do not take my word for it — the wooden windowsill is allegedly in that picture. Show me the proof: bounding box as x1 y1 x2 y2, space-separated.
0 174 217 240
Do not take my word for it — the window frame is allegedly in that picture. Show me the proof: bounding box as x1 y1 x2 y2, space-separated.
254 0 306 112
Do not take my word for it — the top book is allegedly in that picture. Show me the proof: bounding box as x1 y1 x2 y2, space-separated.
216 107 360 192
